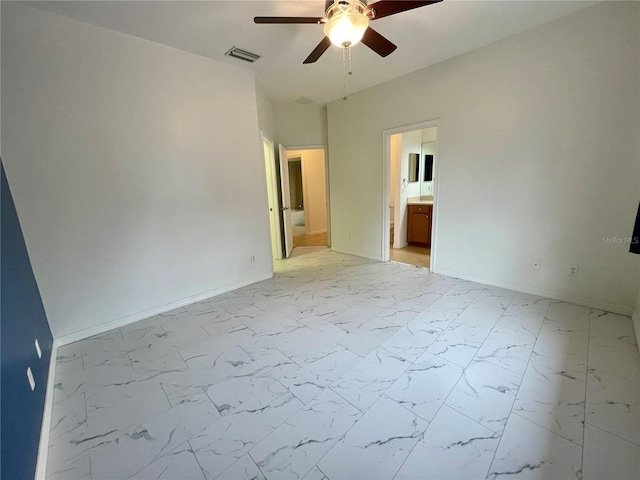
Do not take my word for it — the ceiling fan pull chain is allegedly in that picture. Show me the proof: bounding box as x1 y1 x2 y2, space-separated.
342 45 354 100
342 46 347 76
341 45 353 76
342 48 348 100
342 47 347 100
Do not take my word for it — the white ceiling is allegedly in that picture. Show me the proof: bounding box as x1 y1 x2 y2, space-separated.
29 0 597 106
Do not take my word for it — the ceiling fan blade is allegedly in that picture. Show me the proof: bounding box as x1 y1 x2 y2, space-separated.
254 16 323 24
361 27 397 57
303 36 332 64
366 0 443 20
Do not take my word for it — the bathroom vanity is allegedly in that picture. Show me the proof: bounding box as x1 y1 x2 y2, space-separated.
407 198 433 246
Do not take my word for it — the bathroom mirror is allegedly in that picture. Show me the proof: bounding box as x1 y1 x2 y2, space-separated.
420 142 436 196
423 155 434 182
408 153 419 182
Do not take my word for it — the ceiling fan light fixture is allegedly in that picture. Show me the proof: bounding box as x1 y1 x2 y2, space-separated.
323 1 369 48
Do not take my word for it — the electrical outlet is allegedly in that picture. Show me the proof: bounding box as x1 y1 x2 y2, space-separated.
532 259 541 270
35 338 42 359
250 255 256 264
569 264 579 276
27 367 35 391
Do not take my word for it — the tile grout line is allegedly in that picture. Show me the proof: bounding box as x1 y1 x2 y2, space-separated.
581 308 593 474
509 410 584 447
247 450 269 480
478 295 552 479
583 419 640 448
186 439 208 480
392 292 500 475
391 292 511 480
310 340 427 478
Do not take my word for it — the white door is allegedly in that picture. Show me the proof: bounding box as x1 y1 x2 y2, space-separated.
279 144 293 258
263 136 283 259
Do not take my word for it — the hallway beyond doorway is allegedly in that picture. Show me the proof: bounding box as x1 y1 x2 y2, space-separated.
389 245 430 268
283 147 329 256
293 226 328 247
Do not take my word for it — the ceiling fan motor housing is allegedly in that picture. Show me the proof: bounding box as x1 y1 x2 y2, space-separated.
324 1 370 13
323 0 370 48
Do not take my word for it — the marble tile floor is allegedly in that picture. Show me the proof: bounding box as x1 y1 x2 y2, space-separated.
47 247 640 480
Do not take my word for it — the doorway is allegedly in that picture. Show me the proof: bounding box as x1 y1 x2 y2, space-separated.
383 121 439 269
262 141 330 260
286 148 329 249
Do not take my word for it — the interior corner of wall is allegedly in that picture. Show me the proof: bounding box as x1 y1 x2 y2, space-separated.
633 286 640 356
633 309 640 356
35 338 58 480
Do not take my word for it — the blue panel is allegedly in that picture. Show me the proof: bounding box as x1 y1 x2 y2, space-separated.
1 161 53 480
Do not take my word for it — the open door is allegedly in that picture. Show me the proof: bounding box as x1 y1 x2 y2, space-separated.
262 135 283 259
279 144 294 258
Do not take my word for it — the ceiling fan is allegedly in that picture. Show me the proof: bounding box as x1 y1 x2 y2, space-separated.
254 0 443 64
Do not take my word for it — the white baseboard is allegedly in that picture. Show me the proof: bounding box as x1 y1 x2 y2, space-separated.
330 246 382 262
55 272 274 346
35 339 58 480
327 249 633 316
433 266 634 316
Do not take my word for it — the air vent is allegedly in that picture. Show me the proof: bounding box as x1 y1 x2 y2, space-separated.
225 47 261 63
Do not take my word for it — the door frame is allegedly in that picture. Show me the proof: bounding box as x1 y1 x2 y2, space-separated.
279 144 294 258
382 119 440 267
285 144 331 248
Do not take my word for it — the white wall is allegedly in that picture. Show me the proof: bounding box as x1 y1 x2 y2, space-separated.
303 149 327 235
634 283 640 353
255 82 279 146
2 4 272 340
276 104 328 148
328 2 640 313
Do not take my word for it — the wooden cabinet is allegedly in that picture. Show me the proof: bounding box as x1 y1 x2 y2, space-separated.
407 204 432 246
